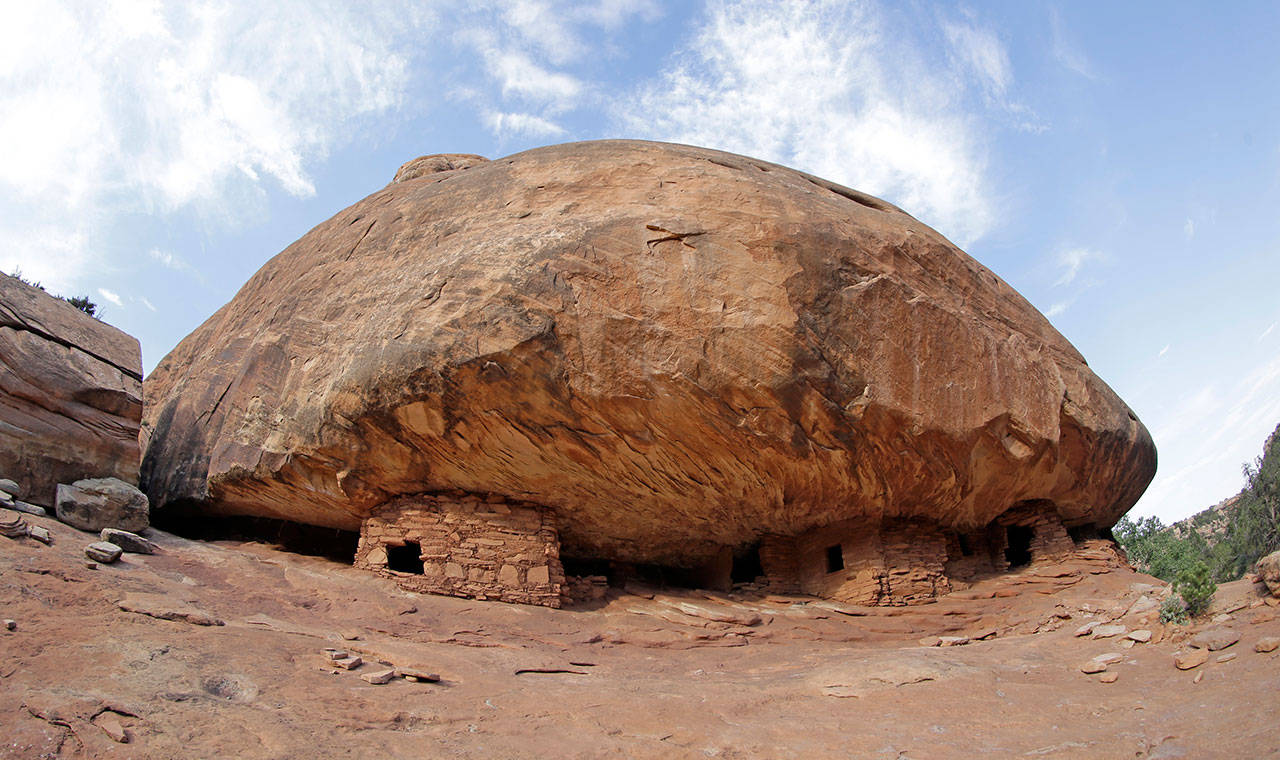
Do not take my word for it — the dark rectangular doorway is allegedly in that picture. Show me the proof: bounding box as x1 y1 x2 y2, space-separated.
1004 526 1033 568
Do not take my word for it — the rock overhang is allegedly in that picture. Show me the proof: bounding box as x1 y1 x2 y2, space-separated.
140 139 1157 570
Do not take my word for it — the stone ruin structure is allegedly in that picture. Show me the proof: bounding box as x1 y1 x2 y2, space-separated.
140 140 1157 608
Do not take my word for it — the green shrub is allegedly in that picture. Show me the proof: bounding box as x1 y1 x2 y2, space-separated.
1159 594 1188 625
1174 561 1217 617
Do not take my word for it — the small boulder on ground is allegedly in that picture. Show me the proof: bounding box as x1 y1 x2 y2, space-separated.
100 528 156 554
1254 637 1280 653
56 478 149 532
1099 672 1119 683
0 513 27 538
1127 629 1152 643
27 525 51 544
1080 660 1108 674
1175 649 1209 670
1191 628 1240 652
0 478 21 497
85 541 123 564
1256 549 1280 598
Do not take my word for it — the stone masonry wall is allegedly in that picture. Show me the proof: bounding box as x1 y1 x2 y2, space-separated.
991 501 1076 570
354 492 566 608
761 518 952 606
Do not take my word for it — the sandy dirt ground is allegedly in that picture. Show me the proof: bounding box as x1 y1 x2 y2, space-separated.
2 511 1278 759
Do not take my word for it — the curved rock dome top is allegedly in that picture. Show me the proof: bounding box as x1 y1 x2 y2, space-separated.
141 139 1155 567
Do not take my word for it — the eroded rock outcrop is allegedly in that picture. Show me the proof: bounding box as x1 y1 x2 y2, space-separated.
142 140 1156 602
1 274 142 506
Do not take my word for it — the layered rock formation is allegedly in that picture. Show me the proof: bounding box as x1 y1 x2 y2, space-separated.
142 140 1156 601
1 274 143 506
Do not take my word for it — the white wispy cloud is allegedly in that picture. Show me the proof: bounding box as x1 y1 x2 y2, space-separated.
1184 218 1195 239
484 110 567 138
0 0 429 293
1045 301 1070 318
1055 247 1101 287
1261 322 1277 342
1159 344 1171 357
942 17 1011 100
1049 7 1096 80
139 296 157 312
614 0 1000 246
97 287 124 307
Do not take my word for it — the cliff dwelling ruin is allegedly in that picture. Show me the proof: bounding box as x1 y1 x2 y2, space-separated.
140 141 1157 609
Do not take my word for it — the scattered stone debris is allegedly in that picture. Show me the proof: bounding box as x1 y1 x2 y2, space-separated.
1092 653 1124 666
323 649 348 661
1099 672 1119 683
1255 637 1280 653
101 528 156 554
340 630 362 641
333 656 362 670
26 525 51 544
1211 613 1233 624
938 636 970 647
1127 629 1152 643
1074 621 1100 637
0 478 20 497
3 619 15 631
1080 660 1108 674
918 636 942 647
1216 652 1237 664
1191 628 1240 652
1175 649 1209 670
360 668 397 684
85 541 123 564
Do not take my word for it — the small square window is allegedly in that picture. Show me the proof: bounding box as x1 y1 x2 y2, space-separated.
825 544 844 573
386 541 425 574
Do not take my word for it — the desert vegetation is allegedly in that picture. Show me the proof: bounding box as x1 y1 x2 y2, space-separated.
1116 421 1280 615
5 268 99 317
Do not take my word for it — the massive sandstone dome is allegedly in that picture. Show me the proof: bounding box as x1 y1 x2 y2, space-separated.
141 140 1155 568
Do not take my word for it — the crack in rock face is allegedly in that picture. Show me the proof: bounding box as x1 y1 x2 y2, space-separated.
140 139 1156 573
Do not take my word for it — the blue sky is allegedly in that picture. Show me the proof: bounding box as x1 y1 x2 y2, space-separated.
2 1 1277 524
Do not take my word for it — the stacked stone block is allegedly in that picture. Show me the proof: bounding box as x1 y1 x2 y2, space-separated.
354 492 566 608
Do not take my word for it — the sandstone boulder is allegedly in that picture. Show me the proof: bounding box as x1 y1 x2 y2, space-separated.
0 275 142 507
141 140 1156 568
85 541 123 564
56 477 149 532
1254 549 1280 597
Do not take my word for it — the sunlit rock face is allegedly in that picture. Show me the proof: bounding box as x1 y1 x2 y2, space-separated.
141 140 1156 568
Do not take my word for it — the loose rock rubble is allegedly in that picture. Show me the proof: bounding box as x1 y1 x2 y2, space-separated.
100 528 156 555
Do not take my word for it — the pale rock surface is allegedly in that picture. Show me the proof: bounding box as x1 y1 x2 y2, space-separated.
140 140 1156 565
0 275 142 507
85 541 122 564
1191 628 1239 652
56 478 148 532
1175 649 1209 670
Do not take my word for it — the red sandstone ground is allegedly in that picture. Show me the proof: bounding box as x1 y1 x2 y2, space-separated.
3 511 1277 759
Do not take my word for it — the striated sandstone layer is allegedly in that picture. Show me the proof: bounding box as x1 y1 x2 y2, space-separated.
1 274 142 506
141 140 1156 567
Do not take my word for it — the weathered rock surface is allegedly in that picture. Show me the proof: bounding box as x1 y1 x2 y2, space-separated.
85 541 122 563
0 274 142 507
56 477 149 532
141 140 1156 566
100 528 156 554
1254 549 1280 597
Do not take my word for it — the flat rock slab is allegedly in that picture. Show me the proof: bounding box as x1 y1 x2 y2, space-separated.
1092 624 1127 639
1255 636 1280 653
117 593 224 626
360 668 397 684
85 541 122 564
0 478 20 497
1175 649 1209 670
100 528 156 554
1192 628 1240 651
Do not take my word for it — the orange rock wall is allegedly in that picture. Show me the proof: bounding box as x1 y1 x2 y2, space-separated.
354 494 566 607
